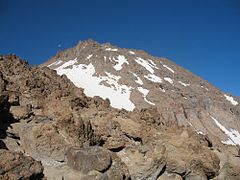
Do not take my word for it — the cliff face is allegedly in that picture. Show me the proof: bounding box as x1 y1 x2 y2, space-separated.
0 54 239 179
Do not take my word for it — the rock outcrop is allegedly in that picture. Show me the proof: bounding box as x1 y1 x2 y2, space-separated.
0 149 43 180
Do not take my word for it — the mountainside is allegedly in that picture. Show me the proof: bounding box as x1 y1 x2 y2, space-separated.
0 47 239 179
43 39 240 147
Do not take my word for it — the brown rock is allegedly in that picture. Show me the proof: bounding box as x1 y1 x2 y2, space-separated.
9 106 30 120
117 143 167 179
0 149 44 179
8 92 19 106
66 146 112 174
158 172 183 180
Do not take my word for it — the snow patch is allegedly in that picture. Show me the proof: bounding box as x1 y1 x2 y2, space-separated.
197 131 204 135
135 57 155 74
86 54 93 60
148 59 159 69
137 87 155 105
144 74 162 83
163 64 174 73
211 116 240 145
159 87 166 93
58 58 78 68
129 51 135 54
55 62 135 111
55 60 63 66
106 48 118 51
132 73 143 85
48 60 63 67
224 94 238 106
178 81 190 87
164 77 174 84
113 55 129 71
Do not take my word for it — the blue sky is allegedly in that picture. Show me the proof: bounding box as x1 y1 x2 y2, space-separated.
0 0 240 96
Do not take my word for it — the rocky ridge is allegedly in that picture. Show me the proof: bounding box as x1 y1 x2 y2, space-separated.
0 52 239 179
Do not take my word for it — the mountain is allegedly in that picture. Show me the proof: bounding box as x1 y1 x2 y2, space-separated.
0 46 239 179
43 39 240 147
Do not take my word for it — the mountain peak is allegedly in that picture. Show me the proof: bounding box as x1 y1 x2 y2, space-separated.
77 39 99 47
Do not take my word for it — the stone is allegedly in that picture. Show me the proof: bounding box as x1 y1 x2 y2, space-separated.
117 144 167 179
66 146 112 174
8 92 19 106
158 172 183 180
0 149 44 179
19 121 68 163
9 106 30 120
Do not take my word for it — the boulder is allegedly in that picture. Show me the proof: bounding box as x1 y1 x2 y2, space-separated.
117 143 167 179
157 172 183 180
66 146 112 173
9 106 30 120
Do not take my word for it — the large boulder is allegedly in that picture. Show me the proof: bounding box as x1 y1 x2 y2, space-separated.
66 146 112 173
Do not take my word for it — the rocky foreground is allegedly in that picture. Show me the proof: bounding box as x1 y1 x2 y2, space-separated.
0 55 240 179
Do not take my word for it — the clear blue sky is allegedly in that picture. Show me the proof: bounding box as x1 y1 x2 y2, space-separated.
0 0 240 96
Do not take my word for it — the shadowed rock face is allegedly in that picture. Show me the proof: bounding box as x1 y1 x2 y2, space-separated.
0 54 239 179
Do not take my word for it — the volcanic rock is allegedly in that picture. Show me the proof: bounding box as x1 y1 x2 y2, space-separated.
0 149 44 179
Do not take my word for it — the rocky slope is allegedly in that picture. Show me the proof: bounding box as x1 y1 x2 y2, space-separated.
43 39 240 148
0 52 239 179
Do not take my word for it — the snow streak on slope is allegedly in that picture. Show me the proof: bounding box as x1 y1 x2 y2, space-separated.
106 48 118 51
163 64 174 73
224 94 238 106
178 81 190 87
164 77 174 84
211 116 240 145
55 60 135 111
144 74 162 83
137 87 155 105
48 60 63 67
129 51 135 55
132 73 143 85
86 54 93 60
135 57 155 74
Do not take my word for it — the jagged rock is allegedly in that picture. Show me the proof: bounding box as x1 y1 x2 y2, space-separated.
166 159 187 175
213 149 240 179
66 146 112 173
56 114 101 146
164 129 220 179
70 97 88 109
113 117 142 140
0 149 44 179
20 121 68 163
8 92 19 106
10 106 30 120
117 143 167 179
